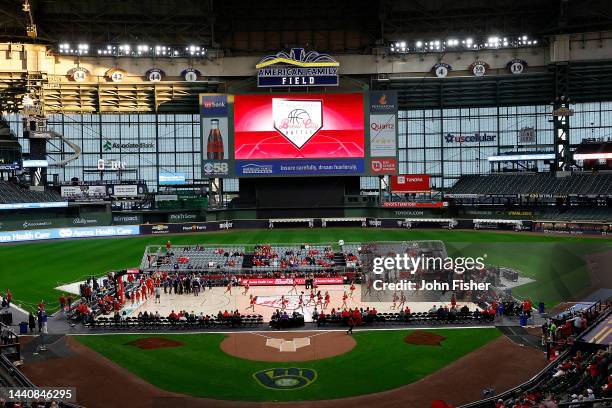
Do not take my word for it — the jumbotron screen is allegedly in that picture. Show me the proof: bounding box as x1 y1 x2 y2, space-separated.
234 93 364 160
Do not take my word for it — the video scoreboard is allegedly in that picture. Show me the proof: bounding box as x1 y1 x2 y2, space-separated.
200 91 398 178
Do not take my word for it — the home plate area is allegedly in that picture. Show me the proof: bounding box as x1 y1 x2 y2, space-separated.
221 331 356 362
265 336 310 352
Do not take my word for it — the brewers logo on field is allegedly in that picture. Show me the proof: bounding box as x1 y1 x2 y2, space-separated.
253 367 317 390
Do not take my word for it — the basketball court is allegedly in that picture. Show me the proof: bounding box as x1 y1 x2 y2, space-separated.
131 284 479 323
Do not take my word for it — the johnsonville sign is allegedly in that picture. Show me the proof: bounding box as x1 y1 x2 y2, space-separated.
256 48 339 87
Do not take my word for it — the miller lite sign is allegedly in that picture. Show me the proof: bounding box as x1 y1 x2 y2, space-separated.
272 98 323 149
256 48 339 87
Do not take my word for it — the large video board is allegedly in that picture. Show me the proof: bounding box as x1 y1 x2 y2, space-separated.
234 93 364 177
200 92 398 178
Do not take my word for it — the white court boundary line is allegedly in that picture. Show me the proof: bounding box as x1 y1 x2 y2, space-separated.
69 325 499 336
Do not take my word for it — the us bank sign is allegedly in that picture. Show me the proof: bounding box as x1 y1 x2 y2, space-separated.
256 48 339 87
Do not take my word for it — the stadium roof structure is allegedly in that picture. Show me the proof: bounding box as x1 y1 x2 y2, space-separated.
1 0 612 54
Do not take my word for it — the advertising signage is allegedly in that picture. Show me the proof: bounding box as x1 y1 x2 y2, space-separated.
256 48 339 88
236 158 364 177
390 175 431 193
369 91 398 113
199 90 399 177
201 94 231 178
368 91 398 175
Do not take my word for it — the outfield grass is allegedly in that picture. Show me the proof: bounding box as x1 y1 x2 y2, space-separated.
74 328 501 401
0 228 608 311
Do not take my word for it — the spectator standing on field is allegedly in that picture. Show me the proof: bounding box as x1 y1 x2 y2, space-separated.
347 315 355 335
59 294 66 313
5 289 11 308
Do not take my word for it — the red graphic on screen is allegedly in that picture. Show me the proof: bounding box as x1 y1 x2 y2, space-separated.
234 93 364 159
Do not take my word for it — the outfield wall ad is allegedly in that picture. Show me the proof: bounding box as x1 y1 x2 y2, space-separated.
0 217 606 244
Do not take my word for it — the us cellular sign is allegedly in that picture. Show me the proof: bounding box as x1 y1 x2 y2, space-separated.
256 48 339 88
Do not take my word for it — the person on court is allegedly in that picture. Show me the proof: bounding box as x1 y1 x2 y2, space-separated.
391 292 399 309
246 294 256 312
316 291 323 307
298 293 305 312
308 290 315 306
224 281 233 295
280 295 289 311
398 292 406 310
242 280 250 295
323 291 330 310
288 278 298 294
341 291 348 309
349 281 356 298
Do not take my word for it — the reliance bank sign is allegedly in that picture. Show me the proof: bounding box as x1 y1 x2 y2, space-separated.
256 48 339 87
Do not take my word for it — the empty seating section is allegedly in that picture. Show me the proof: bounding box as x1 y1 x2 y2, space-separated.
147 244 362 273
0 180 62 204
151 246 246 272
449 173 612 196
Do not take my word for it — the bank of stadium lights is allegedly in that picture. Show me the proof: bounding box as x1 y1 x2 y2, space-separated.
58 43 207 57
388 35 539 54
58 43 89 55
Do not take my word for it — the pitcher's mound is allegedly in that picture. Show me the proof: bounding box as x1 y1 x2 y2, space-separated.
404 331 446 346
125 337 185 350
221 331 356 362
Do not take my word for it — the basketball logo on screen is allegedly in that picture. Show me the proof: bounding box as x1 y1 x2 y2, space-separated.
273 99 323 149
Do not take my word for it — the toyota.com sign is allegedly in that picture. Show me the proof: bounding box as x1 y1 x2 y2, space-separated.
390 174 431 193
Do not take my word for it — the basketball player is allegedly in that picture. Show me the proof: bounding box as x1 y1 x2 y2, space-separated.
242 280 250 295
391 292 399 310
280 295 288 311
341 291 348 309
308 290 315 306
224 281 233 295
323 291 330 310
364 277 373 297
398 292 407 310
246 294 256 312
349 281 356 298
316 291 323 307
288 278 298 294
298 293 305 312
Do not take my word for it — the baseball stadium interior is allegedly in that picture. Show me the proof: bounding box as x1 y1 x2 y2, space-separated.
0 0 611 407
